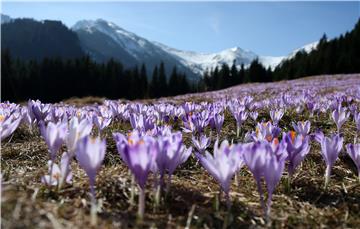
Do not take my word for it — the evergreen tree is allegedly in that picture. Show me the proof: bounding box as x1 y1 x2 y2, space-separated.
158 62 167 97
140 64 148 98
150 65 159 98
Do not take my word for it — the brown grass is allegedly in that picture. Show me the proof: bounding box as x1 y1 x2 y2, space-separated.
2 106 360 229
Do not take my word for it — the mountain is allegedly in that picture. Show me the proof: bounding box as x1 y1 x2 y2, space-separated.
287 41 319 59
72 19 199 81
1 18 85 61
72 18 317 77
1 15 318 79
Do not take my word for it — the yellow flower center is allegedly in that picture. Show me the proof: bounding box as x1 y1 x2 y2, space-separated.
0 115 4 122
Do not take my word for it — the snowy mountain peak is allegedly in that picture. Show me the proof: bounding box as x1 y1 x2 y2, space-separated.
72 18 317 78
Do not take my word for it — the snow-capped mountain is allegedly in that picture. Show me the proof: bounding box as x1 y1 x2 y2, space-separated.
72 19 199 80
153 42 261 75
287 41 319 59
72 18 316 78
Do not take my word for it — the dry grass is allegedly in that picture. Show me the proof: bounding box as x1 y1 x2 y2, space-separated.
2 74 360 228
2 106 360 229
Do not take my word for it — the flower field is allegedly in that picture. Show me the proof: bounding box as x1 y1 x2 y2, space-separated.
1 74 360 228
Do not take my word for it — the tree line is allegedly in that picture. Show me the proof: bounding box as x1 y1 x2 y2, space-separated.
2 19 359 102
200 18 360 90
1 51 194 102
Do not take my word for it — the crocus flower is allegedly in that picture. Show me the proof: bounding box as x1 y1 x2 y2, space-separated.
41 152 72 188
263 148 286 219
250 111 259 121
0 114 22 141
130 113 145 130
292 120 311 136
332 106 350 133
243 139 287 218
196 140 243 206
213 113 224 136
93 115 111 133
233 110 248 137
114 132 156 220
315 132 343 187
76 136 106 225
181 115 196 133
243 142 268 212
284 131 310 177
251 122 281 142
346 144 360 182
354 112 360 142
28 100 52 122
76 136 106 191
40 121 67 160
66 116 93 155
192 134 211 154
270 109 284 126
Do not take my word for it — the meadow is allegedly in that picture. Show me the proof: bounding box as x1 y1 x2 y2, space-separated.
1 74 360 228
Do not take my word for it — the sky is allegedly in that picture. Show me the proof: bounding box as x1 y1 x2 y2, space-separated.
2 1 359 56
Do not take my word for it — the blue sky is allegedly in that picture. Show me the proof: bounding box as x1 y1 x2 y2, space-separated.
2 1 359 56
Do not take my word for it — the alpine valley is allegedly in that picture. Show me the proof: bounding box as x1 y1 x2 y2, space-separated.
2 14 318 80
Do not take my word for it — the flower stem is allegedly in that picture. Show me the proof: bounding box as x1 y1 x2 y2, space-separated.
325 165 331 189
256 179 265 214
49 160 55 186
130 174 135 205
234 173 239 187
138 186 145 221
90 184 97 226
166 174 172 195
265 193 272 224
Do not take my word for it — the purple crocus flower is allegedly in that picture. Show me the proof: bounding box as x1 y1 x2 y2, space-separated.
66 116 93 155
315 132 344 187
76 136 106 192
346 144 360 182
93 115 112 133
114 131 156 219
263 147 286 219
250 111 259 121
181 115 196 133
284 131 310 177
196 140 243 206
40 121 67 160
76 136 106 225
0 114 22 141
29 100 51 122
251 122 281 142
332 106 350 133
354 112 360 136
213 113 224 136
130 113 144 130
292 120 311 136
41 152 72 188
243 139 287 218
232 109 248 137
192 134 211 154
270 109 284 126
242 142 268 211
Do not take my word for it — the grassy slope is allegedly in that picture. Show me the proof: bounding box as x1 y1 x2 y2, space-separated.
2 74 360 228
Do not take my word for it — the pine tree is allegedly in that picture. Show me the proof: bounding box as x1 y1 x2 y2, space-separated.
158 62 167 97
230 61 238 85
168 66 179 96
140 64 148 98
150 65 159 98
